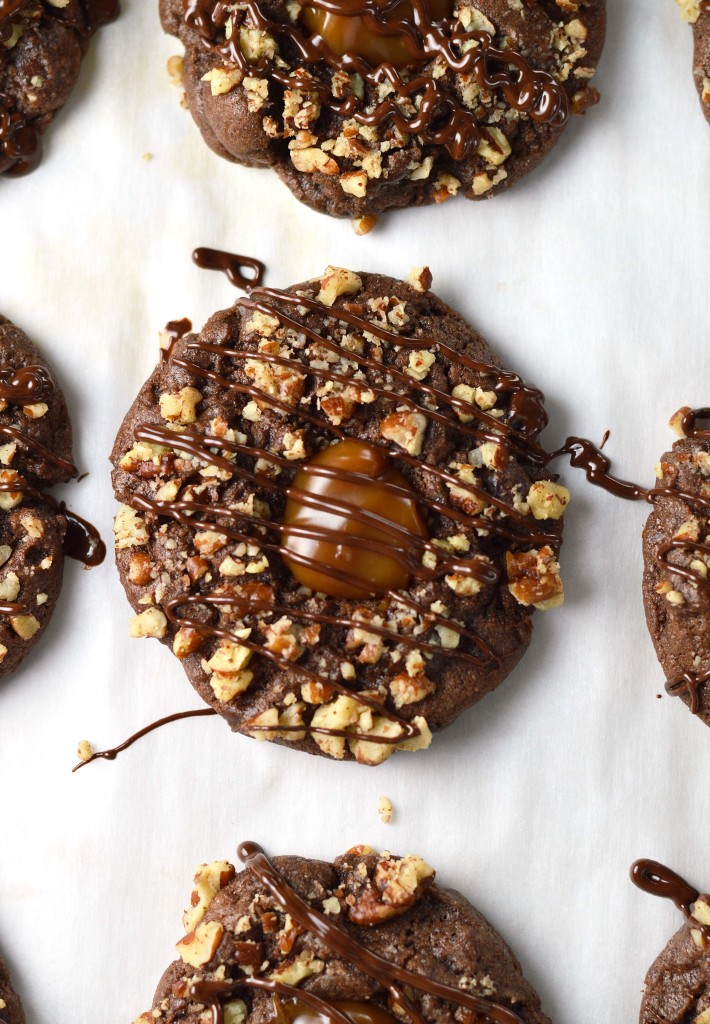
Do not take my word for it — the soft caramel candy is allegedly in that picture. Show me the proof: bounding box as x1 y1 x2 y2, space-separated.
275 998 397 1024
301 0 451 69
282 438 428 599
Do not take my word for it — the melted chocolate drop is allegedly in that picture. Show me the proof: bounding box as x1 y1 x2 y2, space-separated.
62 506 106 567
72 708 217 771
282 439 429 599
193 248 266 291
630 859 702 919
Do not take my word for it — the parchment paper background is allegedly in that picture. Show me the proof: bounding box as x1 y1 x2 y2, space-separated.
1 0 709 1020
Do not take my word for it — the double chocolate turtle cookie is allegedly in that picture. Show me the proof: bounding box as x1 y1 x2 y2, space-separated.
675 0 710 123
112 265 570 764
0 955 24 1024
160 0 605 221
642 408 710 724
0 0 118 176
132 841 551 1024
632 859 710 1024
0 316 76 675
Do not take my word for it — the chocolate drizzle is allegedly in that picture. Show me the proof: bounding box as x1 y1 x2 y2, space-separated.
0 363 54 404
0 0 31 38
184 841 526 1024
630 859 710 943
551 414 710 711
161 318 193 364
72 708 217 771
0 360 105 569
0 0 119 176
193 248 266 291
184 0 569 162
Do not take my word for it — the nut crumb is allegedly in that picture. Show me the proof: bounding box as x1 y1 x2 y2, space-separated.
378 795 393 824
77 739 93 762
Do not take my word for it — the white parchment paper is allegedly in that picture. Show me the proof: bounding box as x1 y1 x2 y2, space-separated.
1 0 710 1021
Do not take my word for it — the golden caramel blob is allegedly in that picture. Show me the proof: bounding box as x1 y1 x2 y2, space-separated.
282 438 428 599
301 0 451 69
276 999 396 1024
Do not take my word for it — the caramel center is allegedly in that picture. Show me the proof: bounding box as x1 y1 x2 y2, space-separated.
276 998 396 1024
300 0 451 69
282 438 428 599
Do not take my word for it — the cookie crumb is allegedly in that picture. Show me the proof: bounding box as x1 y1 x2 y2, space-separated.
167 55 184 85
142 152 154 161
378 795 393 824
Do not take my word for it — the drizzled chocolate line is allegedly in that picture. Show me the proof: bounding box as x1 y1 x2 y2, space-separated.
0 364 105 569
72 708 217 771
193 248 266 291
185 841 525 1024
0 0 119 176
0 363 54 404
0 0 30 34
0 363 75 475
665 669 710 715
0 424 76 477
0 476 106 569
552 417 710 594
184 0 568 162
161 318 194 364
550 418 710 711
630 859 710 941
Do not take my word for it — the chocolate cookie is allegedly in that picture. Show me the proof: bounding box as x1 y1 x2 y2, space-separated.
0 0 118 177
642 408 710 723
132 841 551 1024
0 955 24 1024
160 0 605 222
111 265 570 764
676 0 710 123
0 315 75 675
632 859 710 1024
